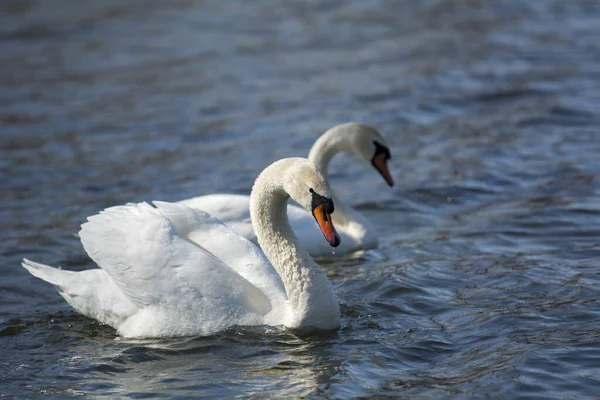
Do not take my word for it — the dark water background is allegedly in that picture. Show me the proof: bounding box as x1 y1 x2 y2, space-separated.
2 0 600 398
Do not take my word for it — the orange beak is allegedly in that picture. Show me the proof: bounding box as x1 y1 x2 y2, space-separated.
372 153 394 187
312 203 341 247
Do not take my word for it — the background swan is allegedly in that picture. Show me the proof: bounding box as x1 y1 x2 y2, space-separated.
21 158 342 338
179 122 394 257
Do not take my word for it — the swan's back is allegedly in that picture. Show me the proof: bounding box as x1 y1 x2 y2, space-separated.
152 201 287 307
25 202 288 337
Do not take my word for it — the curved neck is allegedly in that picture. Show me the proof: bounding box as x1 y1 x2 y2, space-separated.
250 163 339 326
308 129 352 185
307 126 372 237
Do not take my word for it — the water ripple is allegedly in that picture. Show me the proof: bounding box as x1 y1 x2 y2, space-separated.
2 0 600 398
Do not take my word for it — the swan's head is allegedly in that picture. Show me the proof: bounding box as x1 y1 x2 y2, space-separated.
283 159 341 248
347 124 395 187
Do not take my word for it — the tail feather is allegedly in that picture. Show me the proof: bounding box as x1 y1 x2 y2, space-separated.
21 258 75 292
21 258 138 328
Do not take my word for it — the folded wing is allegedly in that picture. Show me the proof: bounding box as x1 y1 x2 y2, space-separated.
79 202 274 317
153 201 287 307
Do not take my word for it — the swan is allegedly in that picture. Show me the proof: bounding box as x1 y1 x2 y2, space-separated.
179 122 394 257
21 158 344 338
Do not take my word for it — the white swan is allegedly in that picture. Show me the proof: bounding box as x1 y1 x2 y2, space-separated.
21 158 343 338
179 122 393 257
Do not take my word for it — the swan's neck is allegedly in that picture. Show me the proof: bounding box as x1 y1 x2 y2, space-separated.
250 170 339 328
307 131 346 185
307 129 376 243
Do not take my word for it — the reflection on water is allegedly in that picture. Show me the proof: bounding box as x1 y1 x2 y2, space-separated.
2 0 600 398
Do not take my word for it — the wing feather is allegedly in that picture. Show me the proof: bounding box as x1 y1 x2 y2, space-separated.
153 201 287 307
79 202 273 316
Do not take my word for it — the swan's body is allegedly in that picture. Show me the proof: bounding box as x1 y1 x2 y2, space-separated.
22 158 341 338
180 123 393 257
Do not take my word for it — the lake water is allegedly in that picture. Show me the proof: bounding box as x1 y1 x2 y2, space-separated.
2 0 600 398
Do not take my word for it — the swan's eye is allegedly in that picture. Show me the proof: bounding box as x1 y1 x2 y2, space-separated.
373 141 391 161
309 188 315 194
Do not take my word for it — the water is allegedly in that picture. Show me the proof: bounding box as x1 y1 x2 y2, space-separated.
2 0 600 398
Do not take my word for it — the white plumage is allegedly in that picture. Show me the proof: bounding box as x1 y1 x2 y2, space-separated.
179 122 393 256
22 158 341 338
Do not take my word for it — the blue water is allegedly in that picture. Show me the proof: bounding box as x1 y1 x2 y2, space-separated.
2 0 600 398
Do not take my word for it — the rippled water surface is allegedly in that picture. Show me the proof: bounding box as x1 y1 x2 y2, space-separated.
2 0 600 398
